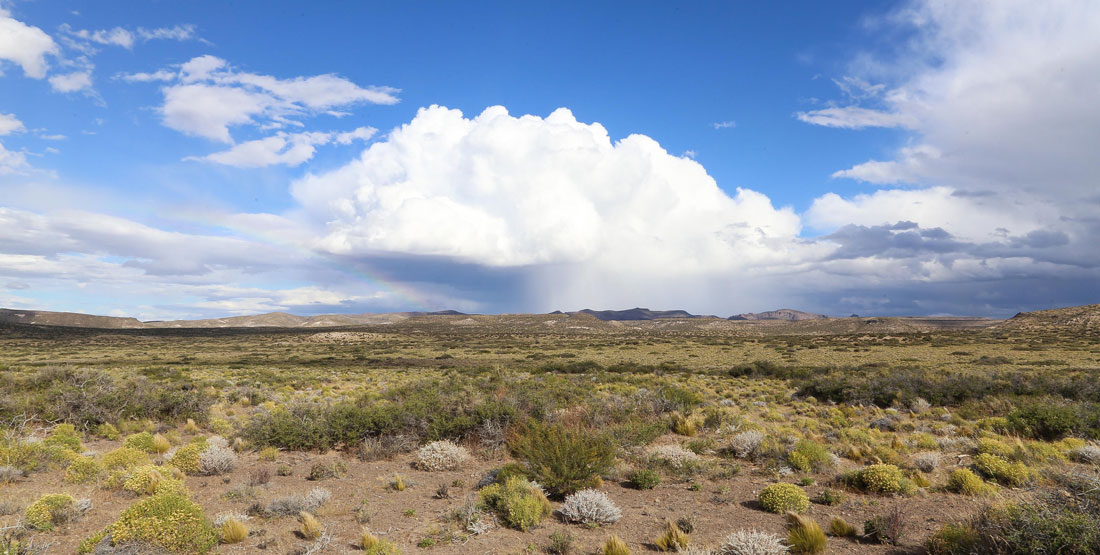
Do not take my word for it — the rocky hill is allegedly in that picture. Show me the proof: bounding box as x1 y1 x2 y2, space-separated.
996 303 1100 337
575 308 716 321
728 309 829 321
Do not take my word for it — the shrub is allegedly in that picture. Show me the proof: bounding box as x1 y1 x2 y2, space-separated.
927 523 980 555
24 494 78 530
124 432 157 453
973 453 1029 486
912 452 941 472
864 507 906 545
509 422 616 497
65 456 102 484
1069 445 1100 466
758 483 809 513
415 440 471 471
478 476 552 531
264 488 331 517
845 464 907 495
729 431 764 459
815 488 844 506
602 535 631 555
96 422 121 440
558 489 622 525
546 530 574 555
627 468 660 490
1007 403 1079 440
787 440 832 473
45 423 83 452
786 513 826 554
828 517 857 537
299 511 323 540
168 440 207 474
716 530 788 555
946 468 994 496
654 520 690 552
94 491 215 552
123 465 184 496
672 413 701 436
648 444 702 470
199 444 238 475
101 447 150 470
257 446 279 461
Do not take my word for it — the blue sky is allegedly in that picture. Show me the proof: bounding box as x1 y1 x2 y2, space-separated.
2 1 1098 319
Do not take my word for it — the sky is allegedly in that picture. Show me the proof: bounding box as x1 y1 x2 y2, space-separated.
1 0 1098 320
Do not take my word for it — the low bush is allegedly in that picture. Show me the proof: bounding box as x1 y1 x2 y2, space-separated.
729 430 764 460
509 421 615 497
45 423 83 452
361 529 401 554
64 456 102 484
478 476 552 531
123 432 157 453
168 439 207 475
24 493 78 531
1007 403 1080 440
264 487 331 517
787 440 832 473
973 453 1029 486
198 444 238 475
308 459 347 480
842 464 910 495
557 489 622 525
101 446 150 470
758 483 809 513
864 507 906 545
627 468 660 490
946 468 994 496
716 530 787 555
815 488 844 506
415 440 470 471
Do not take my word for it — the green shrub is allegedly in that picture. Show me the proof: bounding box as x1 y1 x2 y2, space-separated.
101 447 150 469
973 453 1029 487
946 468 994 496
65 456 102 484
96 422 121 440
168 440 207 475
478 476 552 531
100 491 218 553
509 421 616 497
45 423 84 452
788 440 832 473
1007 403 1079 440
929 498 1100 554
24 493 77 530
844 464 908 495
815 488 844 506
758 483 809 513
124 432 157 453
627 468 660 490
122 465 185 496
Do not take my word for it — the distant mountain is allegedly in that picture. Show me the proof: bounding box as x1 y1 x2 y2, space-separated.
0 308 467 329
577 308 714 321
728 309 829 321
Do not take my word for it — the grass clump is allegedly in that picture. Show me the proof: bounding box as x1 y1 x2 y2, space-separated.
478 476 552 531
24 493 78 531
653 520 689 551
758 482 809 513
973 453 1029 487
152 433 172 455
361 529 401 554
509 421 616 497
98 490 218 553
602 535 630 555
96 422 121 440
298 511 323 540
216 514 249 544
828 517 858 537
786 512 826 553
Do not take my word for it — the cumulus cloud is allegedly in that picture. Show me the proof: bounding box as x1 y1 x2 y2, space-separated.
126 55 399 143
0 10 58 78
48 70 93 93
190 127 376 167
0 113 24 135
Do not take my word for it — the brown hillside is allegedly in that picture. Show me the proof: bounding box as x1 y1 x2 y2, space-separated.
996 303 1100 337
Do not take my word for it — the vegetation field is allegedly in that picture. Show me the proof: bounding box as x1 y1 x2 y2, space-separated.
2 310 1099 554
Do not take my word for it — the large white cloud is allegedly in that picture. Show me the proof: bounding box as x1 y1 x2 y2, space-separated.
0 9 58 78
294 105 807 273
